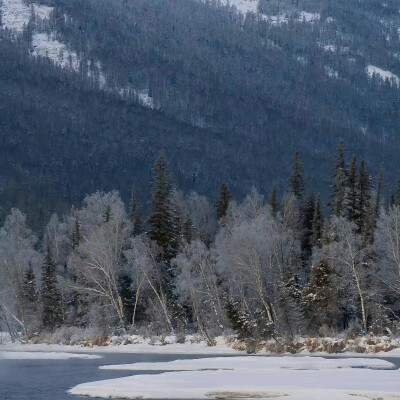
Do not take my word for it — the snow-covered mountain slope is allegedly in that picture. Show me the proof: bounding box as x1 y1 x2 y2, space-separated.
1 0 51 32
367 65 400 86
0 0 152 107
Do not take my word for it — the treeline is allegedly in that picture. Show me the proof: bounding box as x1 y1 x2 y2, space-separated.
1 143 400 343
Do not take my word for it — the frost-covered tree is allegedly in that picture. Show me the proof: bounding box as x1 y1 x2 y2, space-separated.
69 191 131 328
0 209 42 337
174 240 225 343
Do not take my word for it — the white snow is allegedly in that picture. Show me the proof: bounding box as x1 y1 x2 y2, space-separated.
299 11 320 23
1 335 242 354
325 66 339 79
0 351 102 360
366 65 400 86
0 0 52 33
32 32 80 71
220 0 259 15
100 355 396 371
70 356 400 399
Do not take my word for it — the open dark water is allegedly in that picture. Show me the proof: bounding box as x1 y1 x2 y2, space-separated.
0 352 228 400
0 351 399 400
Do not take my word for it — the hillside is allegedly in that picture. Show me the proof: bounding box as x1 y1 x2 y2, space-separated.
0 0 399 226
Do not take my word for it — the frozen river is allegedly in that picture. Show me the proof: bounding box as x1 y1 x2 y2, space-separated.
0 352 399 400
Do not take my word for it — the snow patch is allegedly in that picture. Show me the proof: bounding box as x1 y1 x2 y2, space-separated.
0 351 102 360
220 0 259 15
32 32 80 71
70 356 400 399
0 0 52 33
366 65 400 86
325 66 339 79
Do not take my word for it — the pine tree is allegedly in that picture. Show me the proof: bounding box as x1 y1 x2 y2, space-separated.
118 273 134 326
301 192 315 263
148 151 176 261
129 184 143 235
41 248 63 331
367 168 384 243
182 214 194 243
330 139 347 217
355 160 371 235
344 155 358 222
269 184 279 217
288 151 305 200
104 204 112 223
311 196 322 248
303 260 338 329
216 182 232 220
71 218 81 250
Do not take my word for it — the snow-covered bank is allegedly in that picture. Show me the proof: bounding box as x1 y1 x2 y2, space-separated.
2 334 400 356
0 351 101 360
69 356 400 399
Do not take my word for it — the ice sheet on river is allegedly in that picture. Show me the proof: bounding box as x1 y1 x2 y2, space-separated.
70 355 400 399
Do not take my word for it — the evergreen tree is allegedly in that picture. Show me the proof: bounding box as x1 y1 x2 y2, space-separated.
148 151 176 261
182 214 194 243
311 196 322 248
118 273 134 326
104 204 112 223
129 184 143 235
330 139 347 217
269 184 279 217
355 160 371 235
288 151 305 200
216 182 232 220
301 192 315 263
367 167 384 243
71 218 81 250
344 155 358 222
303 261 339 330
41 248 63 331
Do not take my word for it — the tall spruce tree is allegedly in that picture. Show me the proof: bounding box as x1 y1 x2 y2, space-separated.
330 139 347 217
104 204 112 223
71 218 81 250
216 182 232 220
148 152 176 261
269 184 279 217
311 196 323 248
355 160 371 235
301 192 315 263
129 184 143 235
288 151 305 200
344 155 358 222
41 248 63 331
